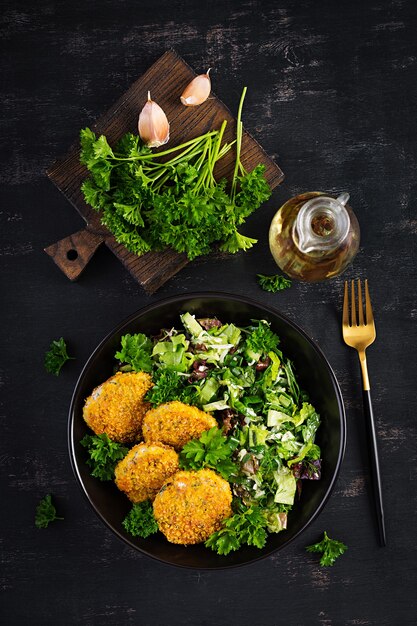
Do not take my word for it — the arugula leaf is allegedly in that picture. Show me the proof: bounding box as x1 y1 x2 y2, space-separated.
115 333 153 373
257 274 292 293
123 501 158 538
306 531 348 566
44 337 74 376
35 494 63 529
179 427 238 481
80 433 128 481
205 505 268 555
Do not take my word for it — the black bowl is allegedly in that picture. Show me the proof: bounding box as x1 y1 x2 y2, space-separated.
69 292 346 569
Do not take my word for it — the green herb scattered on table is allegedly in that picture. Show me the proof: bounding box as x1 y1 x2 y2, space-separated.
79 88 271 260
179 426 239 481
123 501 158 538
44 337 74 376
306 531 348 566
257 274 292 293
80 433 128 481
35 494 64 529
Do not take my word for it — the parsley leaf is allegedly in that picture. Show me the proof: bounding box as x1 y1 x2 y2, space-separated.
244 320 280 358
44 337 74 376
179 427 239 481
123 501 158 538
205 505 268 555
145 368 198 406
115 333 153 373
257 274 292 293
80 433 128 481
306 531 348 566
35 494 63 529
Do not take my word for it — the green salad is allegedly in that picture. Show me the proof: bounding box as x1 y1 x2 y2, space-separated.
104 313 322 555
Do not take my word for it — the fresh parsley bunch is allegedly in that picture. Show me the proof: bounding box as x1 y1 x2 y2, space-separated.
306 531 348 566
80 89 271 261
80 433 128 481
179 427 238 481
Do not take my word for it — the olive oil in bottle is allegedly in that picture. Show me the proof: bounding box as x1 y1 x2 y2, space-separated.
269 192 360 282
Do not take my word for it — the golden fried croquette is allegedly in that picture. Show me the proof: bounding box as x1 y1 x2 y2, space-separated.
83 371 153 443
153 468 232 545
142 401 217 450
114 442 179 503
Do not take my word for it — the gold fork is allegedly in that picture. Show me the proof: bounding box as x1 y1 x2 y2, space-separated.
342 279 386 546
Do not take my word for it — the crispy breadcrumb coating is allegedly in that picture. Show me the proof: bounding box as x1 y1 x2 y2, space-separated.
142 401 217 450
153 469 232 545
83 371 153 443
114 442 179 503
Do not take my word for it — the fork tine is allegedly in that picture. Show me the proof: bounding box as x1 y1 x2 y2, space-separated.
343 281 349 326
365 279 374 325
351 280 357 326
358 279 364 325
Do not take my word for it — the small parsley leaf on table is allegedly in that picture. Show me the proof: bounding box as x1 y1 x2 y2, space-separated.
123 501 158 538
306 531 348 566
44 338 74 376
257 274 292 293
80 433 128 481
35 494 64 529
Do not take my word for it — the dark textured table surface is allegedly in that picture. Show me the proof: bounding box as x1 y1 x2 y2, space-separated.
2 1 417 625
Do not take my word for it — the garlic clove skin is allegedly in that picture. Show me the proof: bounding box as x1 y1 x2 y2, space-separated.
138 91 170 147
180 70 211 106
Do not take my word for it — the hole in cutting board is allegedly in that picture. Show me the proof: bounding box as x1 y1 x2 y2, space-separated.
67 249 78 261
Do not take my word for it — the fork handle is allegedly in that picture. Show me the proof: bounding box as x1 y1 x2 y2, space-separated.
362 388 387 546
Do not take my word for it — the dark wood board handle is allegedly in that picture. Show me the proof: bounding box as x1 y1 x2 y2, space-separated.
44 228 104 281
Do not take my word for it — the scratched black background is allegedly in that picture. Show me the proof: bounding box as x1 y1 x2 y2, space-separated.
1 1 417 624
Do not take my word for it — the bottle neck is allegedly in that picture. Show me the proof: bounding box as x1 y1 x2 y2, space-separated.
294 194 351 256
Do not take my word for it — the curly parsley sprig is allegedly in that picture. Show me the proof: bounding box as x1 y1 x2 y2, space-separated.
257 274 292 293
44 337 74 376
205 505 268 555
306 531 348 566
179 427 238 481
80 433 128 481
35 494 64 529
123 501 158 538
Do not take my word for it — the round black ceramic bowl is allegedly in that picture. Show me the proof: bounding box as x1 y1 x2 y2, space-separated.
69 292 346 569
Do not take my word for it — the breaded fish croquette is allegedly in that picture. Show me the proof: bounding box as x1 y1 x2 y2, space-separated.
142 401 217 450
114 442 179 503
153 469 232 545
83 371 153 443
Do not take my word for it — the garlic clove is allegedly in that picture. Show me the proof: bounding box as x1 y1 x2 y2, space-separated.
180 69 211 106
138 91 170 147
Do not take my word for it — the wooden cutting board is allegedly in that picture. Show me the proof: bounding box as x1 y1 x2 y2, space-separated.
45 49 284 293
